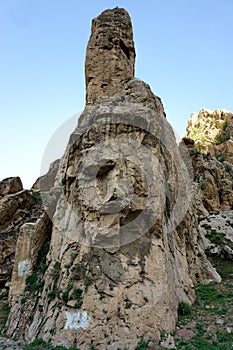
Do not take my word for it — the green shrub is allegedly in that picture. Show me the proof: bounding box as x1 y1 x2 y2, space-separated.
84 275 93 291
53 262 61 270
50 262 61 282
25 338 79 349
178 301 191 316
26 273 37 285
74 300 83 308
73 288 83 299
199 179 208 191
190 147 201 156
25 273 44 292
215 132 230 145
217 155 225 163
62 291 69 303
32 193 43 203
205 230 224 245
195 284 225 305
72 288 83 309
61 283 74 303
36 242 50 274
135 339 151 350
48 290 59 300
125 299 132 309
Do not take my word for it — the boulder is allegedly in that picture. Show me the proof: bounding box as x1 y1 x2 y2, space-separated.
0 177 23 196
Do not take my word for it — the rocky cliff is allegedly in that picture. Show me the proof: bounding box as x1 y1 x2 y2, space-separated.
0 161 59 295
183 109 233 265
186 108 233 163
185 108 233 212
4 8 221 349
0 7 226 350
0 177 35 289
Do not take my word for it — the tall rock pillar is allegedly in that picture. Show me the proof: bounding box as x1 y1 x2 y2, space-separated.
85 8 136 105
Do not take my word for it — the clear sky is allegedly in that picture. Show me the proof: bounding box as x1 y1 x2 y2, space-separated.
1 0 233 189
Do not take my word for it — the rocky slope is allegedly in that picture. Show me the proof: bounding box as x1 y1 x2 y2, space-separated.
186 108 233 163
1 7 233 350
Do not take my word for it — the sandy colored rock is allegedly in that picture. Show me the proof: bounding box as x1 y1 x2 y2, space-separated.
186 108 233 163
190 152 233 211
85 8 135 105
32 159 60 192
5 8 220 350
9 211 52 304
0 190 35 287
0 177 23 196
0 190 33 232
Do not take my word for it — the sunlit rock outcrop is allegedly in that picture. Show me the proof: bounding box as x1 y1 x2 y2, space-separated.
5 8 220 350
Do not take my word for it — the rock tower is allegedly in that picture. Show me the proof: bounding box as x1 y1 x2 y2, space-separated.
85 8 135 105
6 8 220 350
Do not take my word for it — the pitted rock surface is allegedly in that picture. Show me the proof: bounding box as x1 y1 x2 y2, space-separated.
85 8 135 105
0 177 23 196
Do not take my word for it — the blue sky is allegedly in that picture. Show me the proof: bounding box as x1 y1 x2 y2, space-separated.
1 0 233 188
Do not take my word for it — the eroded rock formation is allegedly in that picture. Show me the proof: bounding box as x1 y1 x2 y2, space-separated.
184 109 233 212
4 8 221 350
0 177 34 287
32 159 60 192
0 177 23 196
0 173 55 291
85 8 135 105
186 108 233 163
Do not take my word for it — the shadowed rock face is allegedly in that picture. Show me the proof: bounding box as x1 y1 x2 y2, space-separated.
85 8 136 105
5 8 220 350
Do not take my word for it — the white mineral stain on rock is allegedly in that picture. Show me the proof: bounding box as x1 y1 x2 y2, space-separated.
18 259 31 277
64 311 89 330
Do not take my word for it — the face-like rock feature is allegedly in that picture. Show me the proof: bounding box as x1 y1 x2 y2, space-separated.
60 102 191 249
63 124 162 247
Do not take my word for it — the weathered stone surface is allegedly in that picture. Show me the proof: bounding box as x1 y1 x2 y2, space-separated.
186 108 233 163
0 190 33 232
32 159 60 192
85 8 135 105
9 211 52 304
223 161 233 178
0 177 23 196
4 8 220 349
160 334 175 349
0 161 59 290
7 77 219 348
0 233 17 287
0 336 25 350
0 190 35 287
199 210 233 260
187 149 233 211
